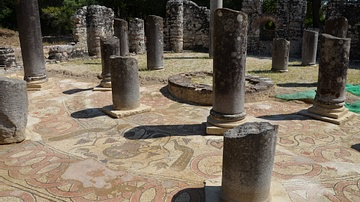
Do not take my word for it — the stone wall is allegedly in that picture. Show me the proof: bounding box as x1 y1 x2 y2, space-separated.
242 0 307 57
0 47 16 69
183 1 210 51
326 0 360 61
164 0 307 56
72 5 114 57
165 0 210 51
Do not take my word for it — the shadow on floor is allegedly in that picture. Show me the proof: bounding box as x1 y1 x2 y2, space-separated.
124 124 206 140
63 88 93 95
164 56 210 60
247 70 278 74
257 112 313 121
160 86 208 106
277 82 317 88
171 187 205 202
351 144 360 152
71 108 106 119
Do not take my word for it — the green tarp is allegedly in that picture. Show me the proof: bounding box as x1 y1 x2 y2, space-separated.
275 84 360 114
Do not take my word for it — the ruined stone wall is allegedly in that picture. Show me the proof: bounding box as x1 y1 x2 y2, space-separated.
165 0 210 51
183 1 210 51
276 0 307 57
72 5 114 57
0 47 16 69
242 0 307 57
326 0 360 61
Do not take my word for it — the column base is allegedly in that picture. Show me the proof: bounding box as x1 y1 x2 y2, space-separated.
27 78 51 91
203 177 290 202
299 105 356 125
148 67 164 71
93 83 112 91
206 115 247 136
102 104 152 118
301 63 317 66
271 68 288 73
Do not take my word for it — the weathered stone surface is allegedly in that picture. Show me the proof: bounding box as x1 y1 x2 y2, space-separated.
272 38 290 72
47 45 75 62
221 122 278 202
183 1 210 51
165 0 210 51
100 37 120 87
326 1 360 61
211 8 248 119
166 0 184 52
114 18 129 56
129 18 146 54
167 72 274 105
242 0 307 57
146 15 164 70
0 77 28 144
15 0 47 83
301 29 319 66
72 5 114 57
324 16 348 38
315 34 351 106
209 0 223 57
110 56 140 110
0 47 16 69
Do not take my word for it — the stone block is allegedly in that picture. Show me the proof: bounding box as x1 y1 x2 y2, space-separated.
0 77 28 144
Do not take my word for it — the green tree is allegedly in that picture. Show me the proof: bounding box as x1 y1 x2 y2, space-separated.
0 0 16 30
41 0 97 35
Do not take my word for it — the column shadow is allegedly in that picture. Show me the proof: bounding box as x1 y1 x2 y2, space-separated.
71 108 106 119
63 88 93 95
124 124 206 140
171 187 205 202
257 112 313 121
276 82 317 88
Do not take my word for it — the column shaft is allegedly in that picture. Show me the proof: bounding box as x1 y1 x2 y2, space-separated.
146 15 164 70
15 0 47 83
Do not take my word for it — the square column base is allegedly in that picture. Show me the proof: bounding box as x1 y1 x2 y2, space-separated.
93 86 112 91
203 177 291 202
299 107 356 125
102 104 152 118
206 117 248 136
27 79 52 91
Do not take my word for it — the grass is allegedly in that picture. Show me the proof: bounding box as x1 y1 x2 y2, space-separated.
51 52 359 87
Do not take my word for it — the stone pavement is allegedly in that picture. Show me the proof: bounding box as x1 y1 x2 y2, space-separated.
0 77 360 201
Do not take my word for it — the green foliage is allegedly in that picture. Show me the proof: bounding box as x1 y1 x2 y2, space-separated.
0 0 16 30
41 0 97 35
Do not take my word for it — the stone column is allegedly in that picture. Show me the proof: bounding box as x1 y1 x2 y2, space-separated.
324 17 348 38
301 29 319 66
271 38 290 72
206 8 248 135
15 0 47 84
129 18 146 54
0 77 28 144
99 37 120 88
301 33 354 125
167 0 184 52
114 18 129 56
146 15 164 70
221 122 278 202
110 56 140 110
209 0 223 58
314 33 350 107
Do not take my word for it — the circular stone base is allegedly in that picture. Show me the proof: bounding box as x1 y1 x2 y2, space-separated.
168 71 275 106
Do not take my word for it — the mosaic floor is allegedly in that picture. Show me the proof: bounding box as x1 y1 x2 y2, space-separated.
0 77 360 201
